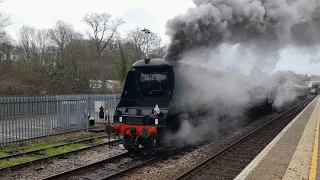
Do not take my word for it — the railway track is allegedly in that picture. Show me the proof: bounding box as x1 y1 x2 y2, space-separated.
0 134 122 172
40 151 163 180
174 96 315 180
37 96 315 180
40 143 202 180
0 134 113 160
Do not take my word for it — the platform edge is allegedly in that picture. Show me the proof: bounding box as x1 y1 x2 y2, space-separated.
234 96 319 180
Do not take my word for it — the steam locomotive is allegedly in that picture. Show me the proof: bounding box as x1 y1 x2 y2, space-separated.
109 58 280 155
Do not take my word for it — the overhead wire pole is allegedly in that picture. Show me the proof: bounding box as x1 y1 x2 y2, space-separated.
142 28 151 59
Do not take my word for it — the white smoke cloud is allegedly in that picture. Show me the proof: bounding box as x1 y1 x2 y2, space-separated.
163 55 301 147
162 0 315 147
164 0 320 67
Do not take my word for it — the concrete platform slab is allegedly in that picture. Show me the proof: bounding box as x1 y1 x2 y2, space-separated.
283 97 320 180
234 95 320 180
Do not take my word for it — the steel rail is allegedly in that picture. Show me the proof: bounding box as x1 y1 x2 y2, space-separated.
174 96 314 180
42 152 131 180
98 156 161 180
0 138 122 172
0 134 115 160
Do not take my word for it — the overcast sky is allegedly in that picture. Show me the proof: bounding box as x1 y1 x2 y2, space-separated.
1 0 320 76
0 0 194 42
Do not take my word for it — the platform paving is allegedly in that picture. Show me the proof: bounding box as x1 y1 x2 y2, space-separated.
234 95 319 180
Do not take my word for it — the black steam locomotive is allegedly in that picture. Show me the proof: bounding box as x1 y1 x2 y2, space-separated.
110 58 278 154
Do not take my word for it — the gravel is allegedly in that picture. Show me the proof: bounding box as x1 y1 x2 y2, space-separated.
2 130 106 150
120 106 298 180
0 99 304 180
0 140 126 180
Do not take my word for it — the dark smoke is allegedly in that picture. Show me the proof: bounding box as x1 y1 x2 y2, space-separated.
164 0 320 63
162 0 316 148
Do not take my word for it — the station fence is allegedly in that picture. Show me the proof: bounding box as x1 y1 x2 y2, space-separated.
0 94 121 144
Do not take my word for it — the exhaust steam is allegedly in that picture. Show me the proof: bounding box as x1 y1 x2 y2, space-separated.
162 0 317 147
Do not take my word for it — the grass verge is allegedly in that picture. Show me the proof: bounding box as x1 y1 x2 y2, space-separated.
0 152 7 158
0 133 107 155
0 135 120 169
26 141 67 152
0 143 27 153
68 133 106 141
0 156 40 168
43 143 86 157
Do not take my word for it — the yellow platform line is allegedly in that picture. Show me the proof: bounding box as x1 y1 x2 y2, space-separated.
309 112 320 180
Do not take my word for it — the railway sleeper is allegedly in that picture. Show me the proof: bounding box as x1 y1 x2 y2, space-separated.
244 137 273 142
234 146 265 153
232 147 263 154
210 161 248 171
81 175 101 180
204 161 244 172
227 149 261 156
251 137 274 142
216 167 242 175
285 109 303 117
240 140 274 148
195 175 224 180
235 143 265 149
81 168 120 179
103 164 121 171
222 154 256 159
236 142 267 148
218 156 257 164
202 168 240 179
219 156 253 164
96 168 118 174
223 154 260 161
208 174 234 180
240 142 270 148
215 162 249 171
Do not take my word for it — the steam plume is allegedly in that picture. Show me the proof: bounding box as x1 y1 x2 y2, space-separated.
162 0 315 147
164 0 320 65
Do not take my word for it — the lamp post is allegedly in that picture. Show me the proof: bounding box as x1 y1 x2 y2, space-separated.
142 28 151 59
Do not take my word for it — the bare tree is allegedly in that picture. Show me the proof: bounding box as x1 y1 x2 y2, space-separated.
82 12 124 62
149 43 167 58
17 26 52 67
0 1 12 38
0 33 13 61
36 29 50 66
0 13 10 29
17 25 36 62
125 27 164 59
48 20 82 66
113 39 128 82
0 1 12 62
49 20 81 48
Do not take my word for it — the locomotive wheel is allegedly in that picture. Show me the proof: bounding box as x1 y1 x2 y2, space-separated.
127 147 141 155
123 142 141 155
122 136 140 155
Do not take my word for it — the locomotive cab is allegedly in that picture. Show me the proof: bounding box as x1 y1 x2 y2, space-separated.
112 58 174 154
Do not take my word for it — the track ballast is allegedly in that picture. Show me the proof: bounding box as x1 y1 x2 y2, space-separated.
174 95 315 180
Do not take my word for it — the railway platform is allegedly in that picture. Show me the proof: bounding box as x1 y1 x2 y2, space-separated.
235 95 320 180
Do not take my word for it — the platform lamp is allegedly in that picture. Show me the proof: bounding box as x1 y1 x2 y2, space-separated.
142 28 151 59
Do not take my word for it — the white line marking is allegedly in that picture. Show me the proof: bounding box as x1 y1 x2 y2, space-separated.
234 96 319 180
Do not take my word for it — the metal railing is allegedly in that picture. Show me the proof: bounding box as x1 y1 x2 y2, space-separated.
0 94 121 144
